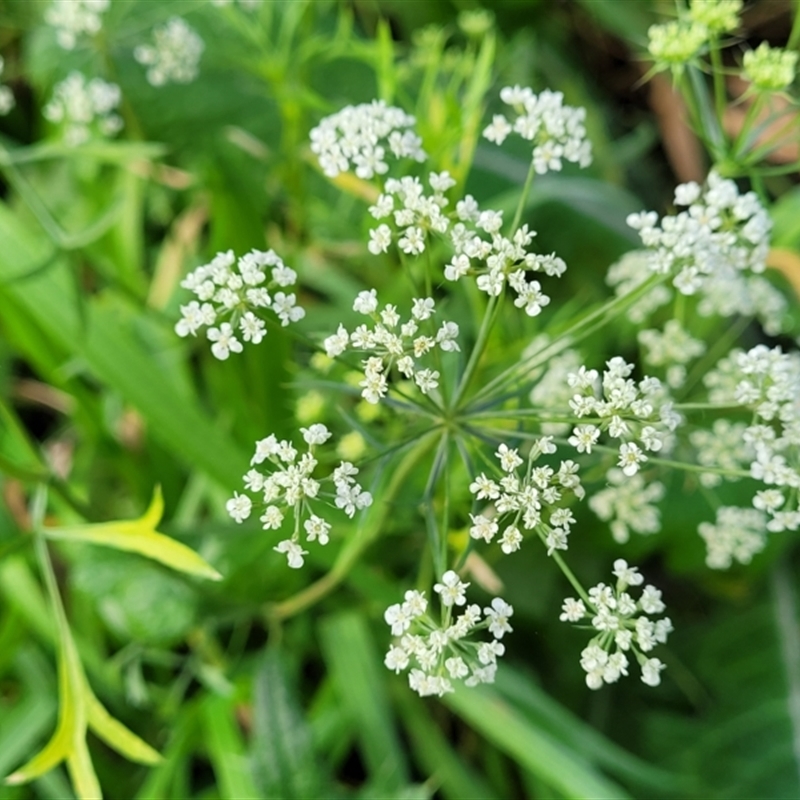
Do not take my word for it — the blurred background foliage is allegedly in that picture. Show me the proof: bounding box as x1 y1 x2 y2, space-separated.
0 0 799 797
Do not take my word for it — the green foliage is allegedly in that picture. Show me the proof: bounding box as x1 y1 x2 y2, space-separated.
0 1 798 799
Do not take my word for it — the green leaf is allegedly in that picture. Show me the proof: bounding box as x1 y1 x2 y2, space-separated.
318 612 409 792
85 689 161 767
44 488 222 581
203 696 260 799
251 648 325 800
444 683 631 800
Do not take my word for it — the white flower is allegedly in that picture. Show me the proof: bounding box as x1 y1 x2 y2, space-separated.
483 114 512 144
46 0 109 49
301 424 332 446
226 492 252 523
274 539 307 569
207 322 243 360
484 598 514 638
559 598 586 622
353 289 379 314
135 17 204 86
434 570 469 607
640 657 665 687
43 72 122 146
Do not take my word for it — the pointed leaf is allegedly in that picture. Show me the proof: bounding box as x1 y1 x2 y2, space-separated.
44 488 222 581
85 689 161 766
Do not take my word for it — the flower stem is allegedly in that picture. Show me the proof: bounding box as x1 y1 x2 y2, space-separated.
269 429 440 621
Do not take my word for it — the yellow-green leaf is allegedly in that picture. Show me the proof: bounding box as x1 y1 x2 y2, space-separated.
43 488 222 581
86 687 162 766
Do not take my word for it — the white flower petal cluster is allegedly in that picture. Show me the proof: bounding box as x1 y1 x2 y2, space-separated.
698 506 768 569
43 72 122 146
226 425 372 569
690 418 752 487
696 345 800 556
588 468 665 544
135 18 204 86
175 248 304 360
566 357 681 475
367 172 454 256
0 57 14 116
370 175 567 315
605 250 672 323
468 437 584 556
560 559 671 689
384 573 513 697
483 86 592 174
627 173 781 326
310 100 425 179
45 0 109 50
638 320 705 388
323 291 459 404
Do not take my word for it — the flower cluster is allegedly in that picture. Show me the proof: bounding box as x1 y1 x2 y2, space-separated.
688 0 742 35
638 320 705 388
698 506 767 569
605 250 672 324
566 357 681 476
560 560 671 689
468 438 584 556
647 21 708 74
368 172 567 315
384 571 513 697
694 345 800 566
175 249 304 360
310 100 425 179
135 17 204 86
43 72 123 146
226 424 372 568
45 0 109 49
482 86 592 174
323 291 460 403
743 42 798 93
588 468 665 544
0 57 13 116
627 173 779 323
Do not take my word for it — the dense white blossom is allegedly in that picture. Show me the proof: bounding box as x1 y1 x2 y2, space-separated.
227 426 371 569
566 357 681 475
310 101 425 179
175 248 304 359
384 576 513 696
135 18 204 86
43 72 122 146
561 560 671 689
588 468 665 543
46 0 109 49
483 86 592 174
468 437 584 556
322 292 459 404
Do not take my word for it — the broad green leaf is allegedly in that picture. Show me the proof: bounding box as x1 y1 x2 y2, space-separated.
203 695 260 800
0 202 249 489
444 683 631 800
318 612 409 792
44 488 222 581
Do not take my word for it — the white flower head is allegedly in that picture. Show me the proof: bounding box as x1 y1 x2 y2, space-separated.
135 17 204 86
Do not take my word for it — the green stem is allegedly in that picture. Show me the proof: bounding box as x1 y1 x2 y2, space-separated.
469 272 669 408
510 158 537 235
549 549 591 605
450 292 501 410
269 429 440 620
708 38 728 137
